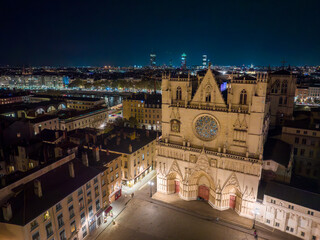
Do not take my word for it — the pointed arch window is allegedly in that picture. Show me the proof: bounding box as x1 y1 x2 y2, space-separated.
205 92 211 102
281 81 288 94
240 89 247 105
176 87 182 100
272 80 280 94
279 96 283 105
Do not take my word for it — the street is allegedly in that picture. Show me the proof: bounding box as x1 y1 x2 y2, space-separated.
89 173 298 240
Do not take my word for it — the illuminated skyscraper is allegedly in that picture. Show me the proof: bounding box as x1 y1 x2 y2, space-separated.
150 53 156 67
202 54 207 68
181 53 187 69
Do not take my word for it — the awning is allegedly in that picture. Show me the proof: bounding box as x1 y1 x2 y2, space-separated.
104 206 113 214
96 208 104 217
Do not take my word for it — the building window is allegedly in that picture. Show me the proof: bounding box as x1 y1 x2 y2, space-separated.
115 163 119 169
275 222 280 227
302 138 306 145
111 175 114 182
82 226 88 238
56 203 62 212
69 205 75 219
94 177 98 184
300 149 305 156
281 81 287 94
57 214 64 229
239 89 247 105
279 97 283 105
79 197 84 210
271 199 276 204
296 130 300 133
67 195 73 204
294 137 299 144
293 148 298 155
44 211 50 221
142 154 145 160
266 219 270 224
290 228 294 232
110 166 113 172
70 220 76 233
96 199 100 211
30 220 39 231
81 212 86 225
308 210 314 216
32 232 40 240
205 92 211 102
288 205 294 210
59 230 66 240
95 186 99 198
89 205 93 217
176 86 182 100
309 150 314 157
86 183 91 189
46 222 53 238
87 191 92 203
116 172 119 179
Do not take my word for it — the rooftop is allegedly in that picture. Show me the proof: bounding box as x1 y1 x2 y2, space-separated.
0 159 100 226
263 138 291 167
263 181 320 212
98 127 158 154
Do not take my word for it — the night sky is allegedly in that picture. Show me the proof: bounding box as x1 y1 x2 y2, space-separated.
1 0 320 67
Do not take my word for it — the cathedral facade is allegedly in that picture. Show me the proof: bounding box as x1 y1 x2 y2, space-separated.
156 69 270 218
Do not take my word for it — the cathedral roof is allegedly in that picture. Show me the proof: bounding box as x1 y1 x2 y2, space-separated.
270 69 291 75
263 138 291 167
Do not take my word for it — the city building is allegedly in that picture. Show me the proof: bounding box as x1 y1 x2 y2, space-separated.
156 68 270 219
64 97 105 110
150 53 156 67
268 69 297 127
0 154 106 240
308 85 320 100
202 55 208 68
122 93 162 130
281 111 320 180
0 91 30 105
90 127 158 188
181 53 187 69
59 107 108 132
255 181 320 240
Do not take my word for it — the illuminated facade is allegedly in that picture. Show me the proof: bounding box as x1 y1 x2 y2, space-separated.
156 69 269 219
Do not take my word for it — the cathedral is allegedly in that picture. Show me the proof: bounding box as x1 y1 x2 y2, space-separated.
156 68 270 218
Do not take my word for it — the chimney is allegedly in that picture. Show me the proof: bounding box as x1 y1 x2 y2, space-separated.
34 179 42 198
82 152 89 167
69 162 75 178
93 147 100 162
116 137 121 146
129 144 132 153
2 203 12 221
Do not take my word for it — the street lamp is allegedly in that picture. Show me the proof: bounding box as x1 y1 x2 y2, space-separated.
148 181 154 197
251 208 260 229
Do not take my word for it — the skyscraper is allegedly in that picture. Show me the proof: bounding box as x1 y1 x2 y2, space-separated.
181 53 187 69
202 54 207 68
150 53 156 67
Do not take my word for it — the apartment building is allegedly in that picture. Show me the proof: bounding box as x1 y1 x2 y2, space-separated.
123 93 162 130
65 97 105 110
91 127 158 188
0 154 105 240
59 107 108 132
256 181 320 240
281 117 320 179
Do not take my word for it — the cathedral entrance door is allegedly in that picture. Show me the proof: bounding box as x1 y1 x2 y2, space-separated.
229 195 236 209
198 185 209 201
175 181 180 193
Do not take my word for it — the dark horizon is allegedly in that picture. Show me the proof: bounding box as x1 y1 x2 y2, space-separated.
1 0 320 67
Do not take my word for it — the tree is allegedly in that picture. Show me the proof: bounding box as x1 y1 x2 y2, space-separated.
128 117 138 128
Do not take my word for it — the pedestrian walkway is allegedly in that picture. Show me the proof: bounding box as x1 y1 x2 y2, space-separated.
152 192 253 229
122 169 156 195
151 192 300 240
85 194 132 240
